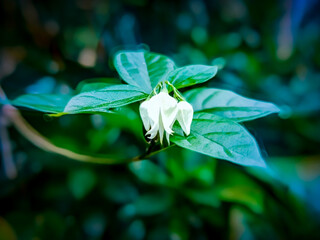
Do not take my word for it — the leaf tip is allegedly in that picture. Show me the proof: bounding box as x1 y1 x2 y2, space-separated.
47 112 68 117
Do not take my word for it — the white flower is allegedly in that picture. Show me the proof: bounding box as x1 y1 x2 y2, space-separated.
140 92 178 144
176 101 193 136
139 91 193 144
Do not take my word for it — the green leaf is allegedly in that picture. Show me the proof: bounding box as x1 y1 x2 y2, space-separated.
76 78 120 93
184 88 280 122
171 112 266 168
132 192 172 216
64 84 147 114
168 65 218 89
11 84 147 115
129 160 169 185
68 169 96 199
78 83 115 93
12 94 71 113
215 165 264 213
184 189 220 208
114 50 176 93
103 177 138 203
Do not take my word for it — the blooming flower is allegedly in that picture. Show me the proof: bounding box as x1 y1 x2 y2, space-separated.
139 91 193 144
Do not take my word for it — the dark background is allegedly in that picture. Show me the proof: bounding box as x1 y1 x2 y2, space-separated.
1 0 320 239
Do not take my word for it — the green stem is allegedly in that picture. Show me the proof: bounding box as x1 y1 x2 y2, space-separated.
165 81 185 101
135 144 175 161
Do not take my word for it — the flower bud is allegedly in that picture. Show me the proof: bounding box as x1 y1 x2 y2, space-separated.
176 101 193 135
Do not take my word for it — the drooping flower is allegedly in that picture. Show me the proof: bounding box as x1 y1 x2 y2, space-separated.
139 90 193 144
176 101 193 136
140 92 177 144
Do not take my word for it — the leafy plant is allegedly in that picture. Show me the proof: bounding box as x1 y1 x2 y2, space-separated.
10 50 280 167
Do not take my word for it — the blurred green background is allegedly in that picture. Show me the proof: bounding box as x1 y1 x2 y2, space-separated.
1 0 320 239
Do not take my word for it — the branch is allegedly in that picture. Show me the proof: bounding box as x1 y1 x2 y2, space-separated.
0 85 167 165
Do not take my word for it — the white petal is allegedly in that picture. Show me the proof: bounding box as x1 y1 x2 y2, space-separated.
158 92 178 134
176 101 193 135
166 132 171 145
147 96 161 125
139 100 152 130
158 112 165 144
146 122 159 139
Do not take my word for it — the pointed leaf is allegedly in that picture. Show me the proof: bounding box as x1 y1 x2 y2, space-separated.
11 84 147 115
11 94 71 113
168 65 218 89
171 112 266 168
64 84 147 114
184 88 280 122
114 51 176 93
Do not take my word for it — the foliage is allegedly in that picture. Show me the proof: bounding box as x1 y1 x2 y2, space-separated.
1 0 320 239
10 50 278 167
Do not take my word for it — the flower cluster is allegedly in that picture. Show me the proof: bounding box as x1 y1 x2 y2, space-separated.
139 91 193 144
